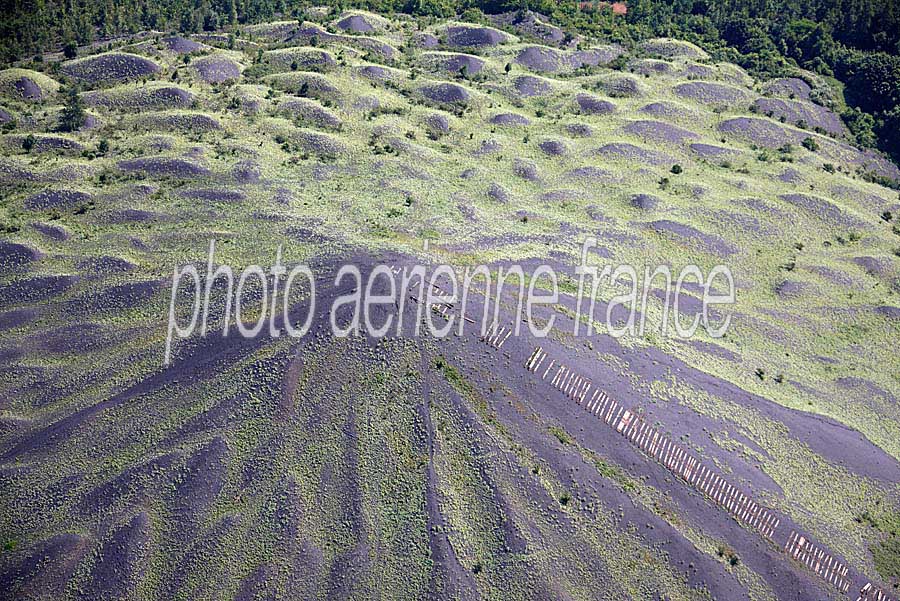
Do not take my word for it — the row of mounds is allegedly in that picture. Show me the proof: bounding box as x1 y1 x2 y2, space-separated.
21 44 248 96
717 115 900 180
0 27 894 266
2 24 858 189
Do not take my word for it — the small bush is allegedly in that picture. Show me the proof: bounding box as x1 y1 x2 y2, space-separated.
717 544 740 566
801 136 819 151
671 164 683 174
548 426 571 445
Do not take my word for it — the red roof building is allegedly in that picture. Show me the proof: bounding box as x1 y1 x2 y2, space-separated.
578 1 628 15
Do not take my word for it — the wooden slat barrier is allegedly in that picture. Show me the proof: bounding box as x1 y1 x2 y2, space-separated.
785 531 852 593
857 582 897 601
481 326 512 349
515 346 900 597
524 346 780 541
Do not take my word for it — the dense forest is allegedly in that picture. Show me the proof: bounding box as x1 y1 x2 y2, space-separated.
2 0 900 171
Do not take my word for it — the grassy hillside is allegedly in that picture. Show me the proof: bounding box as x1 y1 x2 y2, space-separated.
0 7 899 601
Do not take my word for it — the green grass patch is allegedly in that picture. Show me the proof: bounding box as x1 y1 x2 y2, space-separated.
548 425 572 445
859 509 900 583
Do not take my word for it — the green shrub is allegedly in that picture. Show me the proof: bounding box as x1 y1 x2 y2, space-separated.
873 536 900 581
716 544 740 566
58 85 85 132
548 426 571 445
